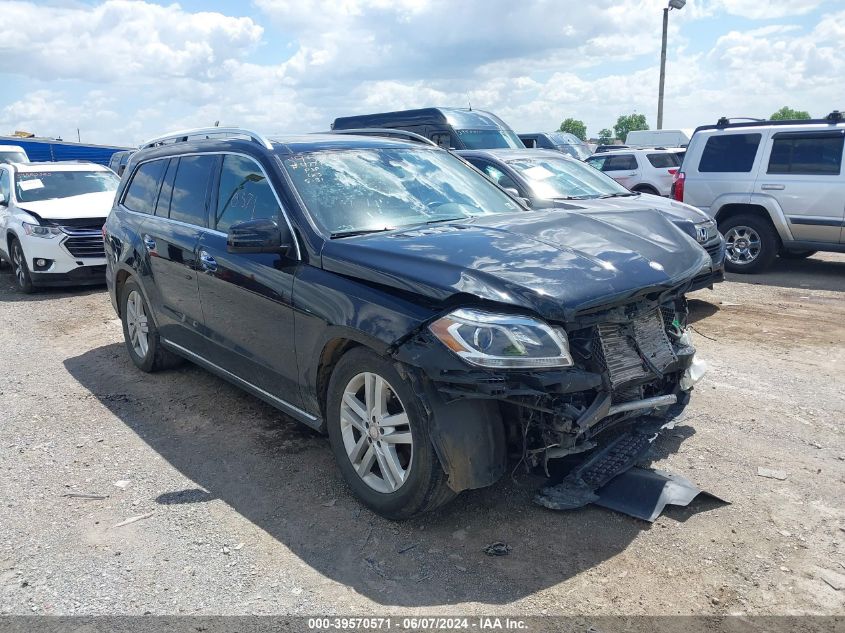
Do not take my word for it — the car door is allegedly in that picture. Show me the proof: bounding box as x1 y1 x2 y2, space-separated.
139 155 215 349
194 152 304 410
754 129 845 243
601 153 640 189
0 167 11 261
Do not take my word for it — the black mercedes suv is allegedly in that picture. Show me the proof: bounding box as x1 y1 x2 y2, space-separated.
104 127 712 519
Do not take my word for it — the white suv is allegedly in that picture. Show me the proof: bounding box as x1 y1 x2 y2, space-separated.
585 148 683 196
673 112 845 273
0 161 119 292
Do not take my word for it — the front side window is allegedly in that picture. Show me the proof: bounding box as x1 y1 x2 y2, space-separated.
16 170 119 204
508 156 630 199
590 154 637 172
647 152 681 168
168 155 216 227
0 169 10 203
699 133 761 172
455 128 524 149
215 155 281 233
123 160 167 214
767 133 844 175
429 133 452 149
283 148 521 236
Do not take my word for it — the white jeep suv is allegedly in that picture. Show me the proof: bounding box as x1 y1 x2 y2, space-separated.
673 112 844 273
0 161 119 292
586 148 683 196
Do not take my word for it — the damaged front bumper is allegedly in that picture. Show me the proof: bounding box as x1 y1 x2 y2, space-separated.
395 292 705 493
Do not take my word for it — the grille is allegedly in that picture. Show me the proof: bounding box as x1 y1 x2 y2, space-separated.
705 240 722 264
63 231 105 259
594 309 677 390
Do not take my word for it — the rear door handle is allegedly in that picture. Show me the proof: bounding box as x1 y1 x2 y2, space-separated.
143 235 156 251
761 183 785 190
199 250 217 272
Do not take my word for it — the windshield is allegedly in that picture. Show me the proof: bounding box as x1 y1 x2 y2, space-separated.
15 170 119 203
0 151 27 165
455 128 524 150
507 156 632 199
283 148 521 236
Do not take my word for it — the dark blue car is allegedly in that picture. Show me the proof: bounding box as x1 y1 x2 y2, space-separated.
104 127 711 518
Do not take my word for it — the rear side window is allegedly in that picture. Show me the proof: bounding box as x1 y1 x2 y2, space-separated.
647 153 681 168
767 132 844 175
169 155 216 227
215 155 281 233
698 133 761 172
0 169 10 203
123 159 167 214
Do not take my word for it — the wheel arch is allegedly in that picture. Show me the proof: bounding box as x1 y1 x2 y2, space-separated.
714 197 792 243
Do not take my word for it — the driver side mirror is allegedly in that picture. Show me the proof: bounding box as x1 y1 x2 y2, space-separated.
503 187 532 208
227 218 293 255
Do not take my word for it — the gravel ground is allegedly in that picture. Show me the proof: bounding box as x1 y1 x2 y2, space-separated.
0 254 843 617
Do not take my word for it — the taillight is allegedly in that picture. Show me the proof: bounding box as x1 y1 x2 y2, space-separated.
668 168 678 175
672 170 685 202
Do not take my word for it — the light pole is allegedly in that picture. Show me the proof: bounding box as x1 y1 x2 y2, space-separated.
657 0 685 130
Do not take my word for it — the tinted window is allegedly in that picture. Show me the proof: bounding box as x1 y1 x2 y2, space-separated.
478 164 519 191
520 137 538 148
155 159 178 217
647 152 681 168
455 129 524 149
699 133 761 172
215 155 281 232
430 133 452 149
593 154 637 171
168 155 215 227
767 133 844 175
123 160 167 214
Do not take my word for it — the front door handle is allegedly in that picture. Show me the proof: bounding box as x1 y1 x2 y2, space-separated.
199 250 217 272
761 183 785 190
143 235 156 251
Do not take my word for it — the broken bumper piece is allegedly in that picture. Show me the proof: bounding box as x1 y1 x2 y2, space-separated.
534 417 727 521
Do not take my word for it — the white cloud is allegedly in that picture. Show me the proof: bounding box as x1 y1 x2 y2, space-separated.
0 0 840 145
705 0 823 20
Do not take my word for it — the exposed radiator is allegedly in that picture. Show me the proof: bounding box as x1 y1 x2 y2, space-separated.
594 309 677 390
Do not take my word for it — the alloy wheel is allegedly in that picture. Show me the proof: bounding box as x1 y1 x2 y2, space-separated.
125 290 150 359
339 372 413 493
724 225 762 265
12 243 26 288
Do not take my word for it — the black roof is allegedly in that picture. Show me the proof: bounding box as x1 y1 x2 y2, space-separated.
332 107 513 131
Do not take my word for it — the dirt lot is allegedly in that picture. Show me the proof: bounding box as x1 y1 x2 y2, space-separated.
1 254 843 617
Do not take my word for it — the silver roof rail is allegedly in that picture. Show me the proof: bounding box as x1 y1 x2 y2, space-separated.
326 128 438 147
139 127 274 150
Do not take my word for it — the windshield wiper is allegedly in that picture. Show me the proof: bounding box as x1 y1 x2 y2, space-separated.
425 216 473 225
553 195 593 201
330 227 394 239
598 192 639 198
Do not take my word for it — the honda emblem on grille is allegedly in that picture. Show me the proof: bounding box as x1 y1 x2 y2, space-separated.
696 226 709 243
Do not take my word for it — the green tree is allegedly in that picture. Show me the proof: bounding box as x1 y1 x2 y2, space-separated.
598 128 614 144
558 118 587 141
770 106 811 121
613 113 649 143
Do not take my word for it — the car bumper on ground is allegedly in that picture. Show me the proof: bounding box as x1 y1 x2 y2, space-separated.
30 264 107 287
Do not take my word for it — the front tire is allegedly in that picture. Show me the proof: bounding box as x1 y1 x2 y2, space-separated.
720 214 779 274
326 347 455 519
10 239 34 294
120 278 182 372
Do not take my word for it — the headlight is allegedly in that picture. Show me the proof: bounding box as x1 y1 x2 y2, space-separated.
428 308 573 369
22 222 62 239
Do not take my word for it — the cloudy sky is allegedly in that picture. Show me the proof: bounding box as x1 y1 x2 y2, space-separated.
0 0 840 147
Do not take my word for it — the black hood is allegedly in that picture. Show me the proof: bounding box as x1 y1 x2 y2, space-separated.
320 208 710 322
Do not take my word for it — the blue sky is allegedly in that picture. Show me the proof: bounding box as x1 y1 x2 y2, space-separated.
0 0 840 146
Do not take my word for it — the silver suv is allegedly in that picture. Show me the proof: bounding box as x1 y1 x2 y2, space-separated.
673 112 845 273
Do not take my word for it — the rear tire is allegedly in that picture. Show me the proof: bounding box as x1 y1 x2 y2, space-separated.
326 346 455 519
780 250 817 260
10 239 34 294
720 214 779 274
120 278 182 372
